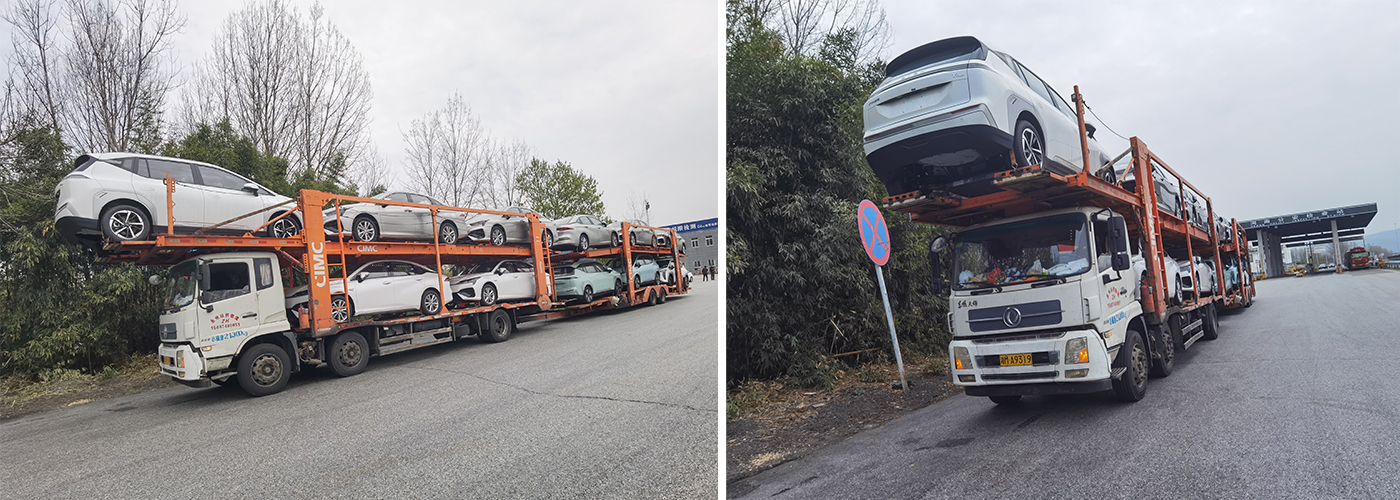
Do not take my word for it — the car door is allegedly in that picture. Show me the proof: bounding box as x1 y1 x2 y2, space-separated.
584 216 608 244
503 207 531 242
193 164 265 232
503 261 533 299
350 262 395 314
133 158 204 231
393 262 436 310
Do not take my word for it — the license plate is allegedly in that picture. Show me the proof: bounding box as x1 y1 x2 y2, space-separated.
999 353 1032 367
161 355 175 366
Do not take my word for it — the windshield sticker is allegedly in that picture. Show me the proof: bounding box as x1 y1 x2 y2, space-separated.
209 312 241 331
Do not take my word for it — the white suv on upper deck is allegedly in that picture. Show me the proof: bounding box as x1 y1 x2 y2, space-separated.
54 153 301 249
863 36 1111 196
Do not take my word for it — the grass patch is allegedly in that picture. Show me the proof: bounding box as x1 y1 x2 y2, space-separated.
1 354 160 410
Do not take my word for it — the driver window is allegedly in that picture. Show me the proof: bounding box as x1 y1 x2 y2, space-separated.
205 262 251 302
1093 220 1111 271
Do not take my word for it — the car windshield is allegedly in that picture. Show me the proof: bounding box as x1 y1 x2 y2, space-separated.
464 260 504 275
164 261 198 311
953 213 1091 290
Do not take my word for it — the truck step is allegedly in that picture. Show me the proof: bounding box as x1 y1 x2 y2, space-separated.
378 328 454 356
1111 367 1127 380
1182 329 1205 350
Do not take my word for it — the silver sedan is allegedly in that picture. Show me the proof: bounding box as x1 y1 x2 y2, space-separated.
608 219 656 247
554 214 621 251
325 192 473 244
464 206 559 247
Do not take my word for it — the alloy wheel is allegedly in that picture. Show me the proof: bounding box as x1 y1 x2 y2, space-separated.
108 209 145 240
331 296 350 322
271 218 299 238
441 223 457 244
491 226 506 246
355 219 376 241
1020 127 1044 166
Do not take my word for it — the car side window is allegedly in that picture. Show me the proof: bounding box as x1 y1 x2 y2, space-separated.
360 262 390 280
1014 62 1056 105
146 159 195 183
195 165 250 191
386 193 410 202
204 262 251 303
1047 87 1075 118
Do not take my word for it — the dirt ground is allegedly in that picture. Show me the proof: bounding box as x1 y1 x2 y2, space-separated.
726 363 962 483
1 357 176 421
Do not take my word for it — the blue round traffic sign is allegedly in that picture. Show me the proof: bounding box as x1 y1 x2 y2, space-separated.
858 200 890 266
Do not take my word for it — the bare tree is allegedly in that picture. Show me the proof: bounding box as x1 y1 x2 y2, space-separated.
184 0 371 181
401 93 494 208
487 138 532 207
623 191 651 225
347 142 392 196
4 0 184 152
766 0 890 64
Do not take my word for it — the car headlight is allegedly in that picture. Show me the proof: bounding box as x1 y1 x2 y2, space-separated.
952 346 972 370
1065 337 1089 364
464 278 479 286
471 220 486 226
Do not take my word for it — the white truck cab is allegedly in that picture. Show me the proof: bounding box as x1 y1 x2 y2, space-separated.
934 207 1147 402
154 252 297 391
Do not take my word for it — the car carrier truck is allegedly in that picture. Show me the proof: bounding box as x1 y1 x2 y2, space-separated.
99 188 686 396
877 86 1250 403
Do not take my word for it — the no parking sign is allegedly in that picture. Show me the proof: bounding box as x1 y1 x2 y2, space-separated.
857 199 907 390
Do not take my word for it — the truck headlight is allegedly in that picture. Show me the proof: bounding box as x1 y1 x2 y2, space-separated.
176 349 185 368
952 346 972 370
1065 337 1089 364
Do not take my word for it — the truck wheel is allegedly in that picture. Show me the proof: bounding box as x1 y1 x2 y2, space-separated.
479 309 512 343
237 343 291 397
647 290 657 306
582 285 594 303
1111 330 1148 402
100 203 151 242
989 395 1021 405
1202 304 1220 340
657 288 667 304
421 289 442 315
353 215 379 242
1150 319 1176 378
1013 119 1044 168
329 331 368 377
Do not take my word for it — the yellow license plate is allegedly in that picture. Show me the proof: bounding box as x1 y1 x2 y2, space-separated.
999 353 1032 367
161 355 175 366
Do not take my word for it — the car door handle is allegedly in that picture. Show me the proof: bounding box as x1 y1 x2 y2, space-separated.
243 312 257 317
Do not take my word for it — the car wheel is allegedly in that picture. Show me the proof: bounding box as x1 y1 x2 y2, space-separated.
421 289 442 315
353 216 379 242
989 395 1021 405
328 331 368 377
100 203 151 242
544 230 553 249
481 283 498 306
611 232 621 247
236 343 290 397
439 221 458 244
266 214 302 238
578 233 590 252
1013 119 1045 168
614 278 624 295
1111 329 1148 402
330 295 353 322
479 309 512 343
490 225 506 246
582 285 594 303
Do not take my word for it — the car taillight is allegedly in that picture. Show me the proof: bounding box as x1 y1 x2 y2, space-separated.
558 226 573 231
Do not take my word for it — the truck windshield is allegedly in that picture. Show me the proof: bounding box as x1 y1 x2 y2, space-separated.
952 213 1091 290
164 261 198 311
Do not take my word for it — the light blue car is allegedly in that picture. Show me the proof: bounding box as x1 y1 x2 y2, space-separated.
629 255 661 286
553 259 624 303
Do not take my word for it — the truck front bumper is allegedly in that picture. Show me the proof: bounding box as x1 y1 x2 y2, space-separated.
157 343 209 386
949 328 1113 394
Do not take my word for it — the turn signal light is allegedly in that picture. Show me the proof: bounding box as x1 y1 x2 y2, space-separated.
955 358 963 370
1077 349 1089 363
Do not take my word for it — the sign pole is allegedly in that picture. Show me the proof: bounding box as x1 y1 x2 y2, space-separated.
875 265 908 391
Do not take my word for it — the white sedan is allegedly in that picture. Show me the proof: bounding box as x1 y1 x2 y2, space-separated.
448 259 538 306
285 260 447 321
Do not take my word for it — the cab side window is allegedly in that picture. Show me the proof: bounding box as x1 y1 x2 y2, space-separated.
205 262 251 302
255 258 275 290
1093 220 1112 271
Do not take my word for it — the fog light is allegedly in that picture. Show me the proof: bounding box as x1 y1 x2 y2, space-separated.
953 346 972 370
1064 337 1088 365
1065 369 1089 378
958 374 976 383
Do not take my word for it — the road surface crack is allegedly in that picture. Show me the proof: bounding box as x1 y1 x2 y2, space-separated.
404 365 714 413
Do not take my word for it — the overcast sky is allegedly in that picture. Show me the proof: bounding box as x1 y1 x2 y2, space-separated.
3 1 719 226
881 0 1400 236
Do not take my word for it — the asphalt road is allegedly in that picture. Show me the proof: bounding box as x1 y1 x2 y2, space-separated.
2 282 718 499
731 269 1400 499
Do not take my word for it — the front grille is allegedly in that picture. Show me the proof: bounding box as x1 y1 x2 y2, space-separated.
967 300 1062 332
983 371 1057 381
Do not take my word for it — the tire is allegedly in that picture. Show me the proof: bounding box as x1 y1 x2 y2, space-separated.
1150 317 1177 378
647 291 657 306
1202 304 1220 340
236 342 291 397
353 215 379 242
479 309 512 343
614 278 624 296
1173 278 1184 306
1013 119 1045 168
578 233 590 252
421 289 442 315
989 395 1022 405
481 283 498 306
1111 330 1148 402
330 294 353 323
657 288 667 304
543 230 553 249
611 232 621 247
490 225 507 246
582 285 594 303
266 214 302 238
100 203 151 242
328 331 368 377
439 221 458 244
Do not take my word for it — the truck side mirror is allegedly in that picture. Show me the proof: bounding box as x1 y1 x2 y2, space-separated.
1108 215 1131 271
929 236 948 295
148 275 164 285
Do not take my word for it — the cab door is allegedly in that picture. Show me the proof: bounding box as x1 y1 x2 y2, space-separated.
196 259 261 347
